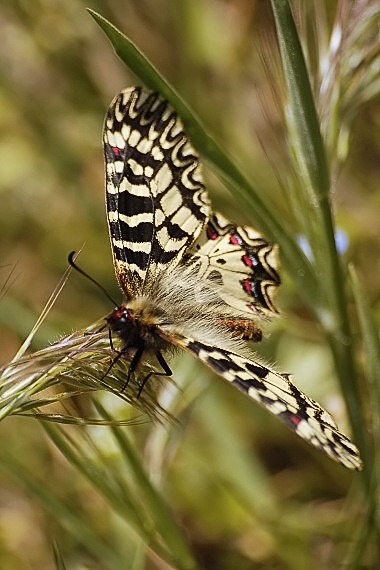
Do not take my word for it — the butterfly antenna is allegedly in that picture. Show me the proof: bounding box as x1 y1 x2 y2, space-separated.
68 251 119 307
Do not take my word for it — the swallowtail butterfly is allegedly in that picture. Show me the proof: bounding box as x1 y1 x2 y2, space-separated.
101 86 361 470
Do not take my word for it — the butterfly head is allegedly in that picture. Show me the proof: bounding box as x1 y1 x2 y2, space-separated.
107 305 135 333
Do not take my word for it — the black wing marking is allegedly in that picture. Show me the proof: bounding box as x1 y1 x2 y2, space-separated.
103 87 210 298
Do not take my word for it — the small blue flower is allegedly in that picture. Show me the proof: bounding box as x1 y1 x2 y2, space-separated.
297 228 349 259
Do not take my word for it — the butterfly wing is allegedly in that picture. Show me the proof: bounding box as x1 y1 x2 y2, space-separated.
103 87 210 298
184 212 280 318
166 333 361 470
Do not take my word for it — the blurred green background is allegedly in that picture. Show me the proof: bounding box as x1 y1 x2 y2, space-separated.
0 0 379 568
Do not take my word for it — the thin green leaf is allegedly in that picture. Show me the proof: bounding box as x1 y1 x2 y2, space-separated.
87 8 318 309
270 0 329 203
43 416 197 570
0 447 122 567
270 0 363 459
95 402 198 570
42 422 149 535
52 541 67 570
349 265 380 479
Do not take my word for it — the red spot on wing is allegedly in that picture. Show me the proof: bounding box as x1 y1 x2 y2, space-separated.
112 146 121 157
230 233 242 246
242 254 253 267
242 278 252 294
290 414 302 426
206 226 218 240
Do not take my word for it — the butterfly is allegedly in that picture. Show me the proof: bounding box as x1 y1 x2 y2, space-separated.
100 86 361 470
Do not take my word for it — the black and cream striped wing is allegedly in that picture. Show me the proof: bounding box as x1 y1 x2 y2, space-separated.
167 335 362 470
103 87 211 298
184 212 280 317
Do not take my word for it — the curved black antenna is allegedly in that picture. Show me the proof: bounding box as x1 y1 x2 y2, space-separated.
68 251 119 307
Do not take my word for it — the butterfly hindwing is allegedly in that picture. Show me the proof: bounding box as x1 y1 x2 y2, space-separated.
103 87 211 297
184 212 280 318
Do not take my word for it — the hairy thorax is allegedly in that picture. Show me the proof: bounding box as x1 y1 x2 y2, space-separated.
108 266 258 356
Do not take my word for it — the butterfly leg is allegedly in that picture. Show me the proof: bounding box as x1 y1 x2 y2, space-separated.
123 343 146 392
101 346 127 384
101 329 142 390
136 350 172 398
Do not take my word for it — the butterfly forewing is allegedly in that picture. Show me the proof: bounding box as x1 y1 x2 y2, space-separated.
104 87 211 297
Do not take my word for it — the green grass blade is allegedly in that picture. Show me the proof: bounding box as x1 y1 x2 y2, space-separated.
0 447 122 568
270 0 363 457
270 0 329 203
349 266 380 489
52 542 67 570
43 415 197 570
87 8 318 309
95 402 198 570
